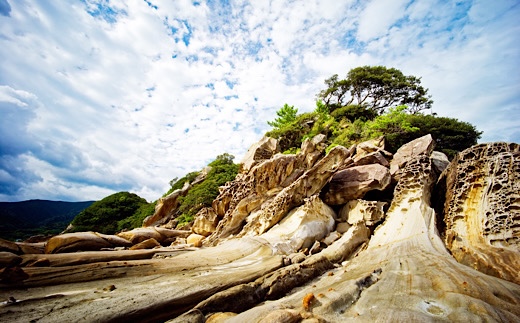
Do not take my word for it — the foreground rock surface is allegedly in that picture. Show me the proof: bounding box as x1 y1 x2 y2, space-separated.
1 136 519 322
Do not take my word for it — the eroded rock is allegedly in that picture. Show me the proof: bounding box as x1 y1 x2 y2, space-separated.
440 142 520 284
260 196 336 254
339 199 387 226
192 207 219 237
389 134 434 176
240 135 281 172
322 164 391 205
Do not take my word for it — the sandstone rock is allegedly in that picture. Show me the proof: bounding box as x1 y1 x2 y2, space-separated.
431 150 450 174
300 134 327 168
117 227 164 244
322 164 391 205
144 170 208 227
339 199 387 226
192 207 219 236
440 142 520 284
229 153 520 323
353 151 389 167
240 135 280 172
260 196 336 254
322 231 341 246
187 234 205 247
205 312 237 322
0 251 22 267
129 238 161 250
389 134 434 176
355 136 385 156
45 232 114 254
336 222 351 234
0 238 21 254
96 233 133 248
16 242 46 254
238 145 351 236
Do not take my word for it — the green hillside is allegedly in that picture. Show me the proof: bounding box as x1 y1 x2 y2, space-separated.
0 200 94 241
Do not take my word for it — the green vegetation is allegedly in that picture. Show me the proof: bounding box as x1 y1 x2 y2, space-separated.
0 200 94 241
164 171 200 197
70 192 152 234
318 65 433 114
267 66 481 158
175 153 239 227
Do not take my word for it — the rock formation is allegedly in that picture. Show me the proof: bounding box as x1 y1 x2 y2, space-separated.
1 135 519 322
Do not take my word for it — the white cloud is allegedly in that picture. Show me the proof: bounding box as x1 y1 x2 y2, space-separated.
0 0 518 202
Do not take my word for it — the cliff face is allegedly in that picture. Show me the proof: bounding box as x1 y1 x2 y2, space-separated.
0 136 519 322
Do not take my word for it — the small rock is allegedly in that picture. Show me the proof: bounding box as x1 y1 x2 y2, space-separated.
186 234 205 247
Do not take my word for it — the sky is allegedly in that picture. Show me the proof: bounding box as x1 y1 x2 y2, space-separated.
0 0 519 202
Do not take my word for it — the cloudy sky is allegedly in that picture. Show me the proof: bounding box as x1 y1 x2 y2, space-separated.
1 0 519 202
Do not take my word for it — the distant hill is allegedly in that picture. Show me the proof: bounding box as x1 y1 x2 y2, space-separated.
0 200 95 241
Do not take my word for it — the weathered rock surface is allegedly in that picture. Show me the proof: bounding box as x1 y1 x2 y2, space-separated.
192 207 219 236
339 199 387 226
440 142 520 284
260 196 336 254
240 135 280 172
390 134 434 176
322 163 391 205
1 137 519 323
144 170 208 227
45 232 132 254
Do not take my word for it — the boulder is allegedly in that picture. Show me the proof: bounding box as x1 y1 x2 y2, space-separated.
238 145 351 236
355 136 386 156
440 142 520 284
322 164 391 205
0 238 21 254
187 234 205 247
431 150 450 174
16 242 46 254
45 232 115 254
240 135 280 172
336 222 351 234
354 151 389 167
339 199 387 226
389 134 434 176
0 252 22 267
117 227 164 244
192 208 219 236
260 196 336 254
129 238 161 250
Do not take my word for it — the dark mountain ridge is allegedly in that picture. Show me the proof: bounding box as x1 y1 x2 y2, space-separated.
0 199 95 241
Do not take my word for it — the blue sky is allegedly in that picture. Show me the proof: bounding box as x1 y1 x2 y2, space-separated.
0 0 519 202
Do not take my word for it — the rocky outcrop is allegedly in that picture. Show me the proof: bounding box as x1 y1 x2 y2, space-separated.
45 232 132 254
440 142 520 284
144 170 208 227
322 163 391 205
1 137 519 323
240 135 280 172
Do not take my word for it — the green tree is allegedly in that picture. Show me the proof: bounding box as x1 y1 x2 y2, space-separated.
318 66 433 115
267 104 298 129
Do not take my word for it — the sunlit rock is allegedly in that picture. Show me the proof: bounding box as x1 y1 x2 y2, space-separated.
45 232 132 254
322 164 391 205
240 135 280 172
389 134 434 176
192 207 219 236
440 142 520 284
260 196 335 254
339 199 387 226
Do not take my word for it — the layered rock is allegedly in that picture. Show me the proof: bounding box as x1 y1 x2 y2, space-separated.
1 137 519 323
440 142 520 284
321 163 391 205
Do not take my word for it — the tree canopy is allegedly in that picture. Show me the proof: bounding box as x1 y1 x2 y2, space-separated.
70 191 150 234
267 103 298 129
318 66 433 115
